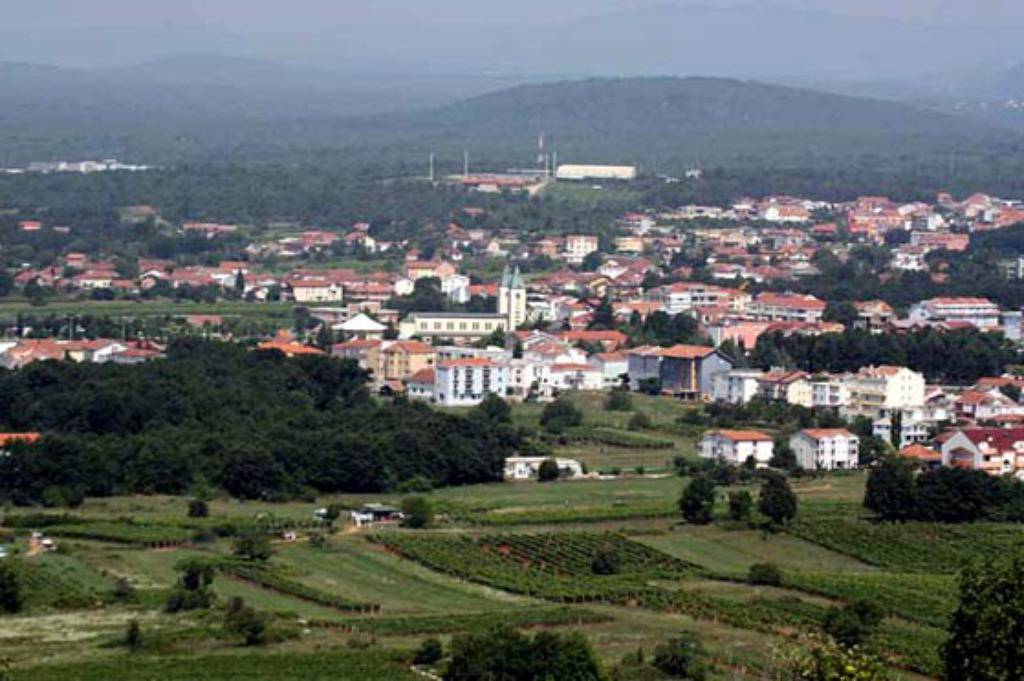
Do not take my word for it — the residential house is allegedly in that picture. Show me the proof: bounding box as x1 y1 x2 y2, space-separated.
941 427 1024 476
841 366 926 418
747 293 826 324
699 430 774 467
758 370 812 407
658 345 734 399
588 352 628 389
504 457 584 481
909 297 1001 330
434 358 510 406
710 369 764 405
790 429 859 471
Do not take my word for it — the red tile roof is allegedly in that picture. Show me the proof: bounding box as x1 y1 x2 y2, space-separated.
706 430 773 442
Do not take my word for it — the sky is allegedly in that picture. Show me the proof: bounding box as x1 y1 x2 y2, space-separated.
3 1 1024 79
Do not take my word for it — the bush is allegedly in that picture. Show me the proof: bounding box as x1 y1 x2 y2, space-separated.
679 477 717 525
233 534 274 561
627 412 653 431
187 499 209 518
540 399 583 434
125 620 143 652
652 634 708 680
401 496 434 529
224 598 268 646
0 563 22 614
538 459 561 482
728 490 753 522
590 548 621 575
748 562 783 587
445 625 602 681
414 638 444 666
605 390 633 412
822 599 883 648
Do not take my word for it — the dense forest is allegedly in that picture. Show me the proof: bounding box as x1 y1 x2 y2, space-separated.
0 340 522 504
751 328 1021 384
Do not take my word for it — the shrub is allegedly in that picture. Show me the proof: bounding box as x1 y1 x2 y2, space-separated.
540 399 583 434
187 499 209 518
627 412 653 431
822 599 883 648
679 477 717 525
224 598 268 646
446 625 602 681
728 490 753 522
748 562 783 587
0 563 22 614
591 548 621 575
652 634 708 680
233 534 274 562
125 620 143 652
401 496 434 529
538 458 561 482
113 577 137 603
605 390 633 412
414 638 444 666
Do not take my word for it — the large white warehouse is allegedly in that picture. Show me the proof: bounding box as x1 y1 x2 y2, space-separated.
555 164 638 181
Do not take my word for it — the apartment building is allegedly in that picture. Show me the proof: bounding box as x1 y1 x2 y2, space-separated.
564 235 599 264
434 358 509 406
747 292 826 324
841 366 926 418
908 297 1001 330
699 430 774 467
790 429 860 471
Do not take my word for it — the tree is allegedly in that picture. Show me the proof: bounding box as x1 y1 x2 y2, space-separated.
591 547 621 575
680 477 717 525
125 619 143 652
540 398 583 434
863 456 916 521
781 635 891 680
769 437 797 471
652 634 708 680
944 551 1024 680
233 534 273 562
414 638 444 666
187 498 209 518
758 472 797 529
224 598 268 646
0 563 22 614
582 250 603 272
472 393 511 423
728 490 753 522
588 296 615 330
233 270 246 297
823 599 883 648
165 561 215 612
445 625 602 681
605 390 633 412
627 412 652 431
401 496 434 529
748 562 782 586
538 458 561 483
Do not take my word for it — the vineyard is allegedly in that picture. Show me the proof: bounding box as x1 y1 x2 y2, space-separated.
371 531 699 607
220 563 381 614
46 522 192 547
309 606 611 635
566 427 675 450
787 511 1024 572
462 501 677 527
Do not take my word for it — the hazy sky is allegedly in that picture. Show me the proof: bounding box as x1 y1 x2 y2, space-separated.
7 0 1024 29
4 1 1023 79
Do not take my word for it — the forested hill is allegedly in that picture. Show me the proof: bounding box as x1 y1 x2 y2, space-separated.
414 77 996 139
0 340 521 504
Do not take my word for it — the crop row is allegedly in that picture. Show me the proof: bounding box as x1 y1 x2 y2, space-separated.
47 522 192 547
220 564 380 613
567 427 675 449
464 501 677 527
308 606 611 635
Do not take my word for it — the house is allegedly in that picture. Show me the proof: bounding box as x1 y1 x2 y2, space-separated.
588 352 628 389
699 430 774 467
710 369 764 405
941 427 1024 476
954 390 1024 423
627 346 665 391
899 443 943 469
657 345 734 400
406 368 436 401
549 363 604 392
290 279 344 303
757 370 812 407
747 293 826 324
0 433 42 456
909 297 1001 331
841 366 925 419
434 358 510 406
564 235 599 264
555 330 629 351
379 341 435 382
504 457 584 481
257 332 326 358
853 301 896 333
335 313 387 340
790 429 859 471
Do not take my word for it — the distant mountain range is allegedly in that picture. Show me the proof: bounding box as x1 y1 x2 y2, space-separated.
0 59 1014 168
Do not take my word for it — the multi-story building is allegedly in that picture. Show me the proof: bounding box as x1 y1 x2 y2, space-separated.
757 370 812 407
379 341 435 383
710 369 764 405
747 292 826 324
588 352 628 389
808 376 849 409
908 297 1001 330
564 235 599 264
656 345 734 400
699 430 774 467
853 300 896 333
841 366 925 418
290 279 344 303
790 429 859 471
434 358 509 406
941 427 1024 476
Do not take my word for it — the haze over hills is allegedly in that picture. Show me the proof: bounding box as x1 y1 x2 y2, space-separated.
0 62 1016 170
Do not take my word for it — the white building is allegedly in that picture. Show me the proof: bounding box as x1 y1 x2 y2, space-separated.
841 366 926 419
588 352 628 389
549 363 604 392
790 429 860 471
908 297 1001 330
556 165 637 181
809 376 850 409
710 369 763 405
747 293 826 324
504 457 584 481
291 279 344 303
434 358 509 406
699 430 774 467
564 235 599 265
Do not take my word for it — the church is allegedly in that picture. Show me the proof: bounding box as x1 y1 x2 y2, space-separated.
398 265 527 342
